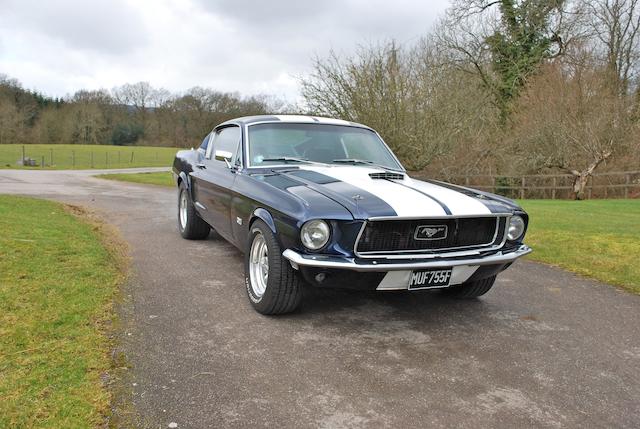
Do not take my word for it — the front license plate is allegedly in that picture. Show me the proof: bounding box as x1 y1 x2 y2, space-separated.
408 268 452 290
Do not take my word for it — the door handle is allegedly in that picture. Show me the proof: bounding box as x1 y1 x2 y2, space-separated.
195 163 206 169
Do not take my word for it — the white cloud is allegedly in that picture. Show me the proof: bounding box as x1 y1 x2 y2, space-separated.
0 0 450 101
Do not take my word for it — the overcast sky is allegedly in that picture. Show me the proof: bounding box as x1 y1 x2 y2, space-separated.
0 0 450 102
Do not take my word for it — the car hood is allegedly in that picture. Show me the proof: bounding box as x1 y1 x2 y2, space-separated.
275 165 520 219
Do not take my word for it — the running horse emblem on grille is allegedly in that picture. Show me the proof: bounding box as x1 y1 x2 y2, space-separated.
414 225 448 240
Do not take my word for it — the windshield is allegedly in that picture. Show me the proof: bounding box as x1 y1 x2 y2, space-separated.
247 123 403 171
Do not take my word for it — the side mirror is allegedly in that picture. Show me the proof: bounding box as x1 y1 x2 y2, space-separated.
214 150 233 168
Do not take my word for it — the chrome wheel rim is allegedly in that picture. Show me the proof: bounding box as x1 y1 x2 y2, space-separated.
179 191 188 230
249 233 269 298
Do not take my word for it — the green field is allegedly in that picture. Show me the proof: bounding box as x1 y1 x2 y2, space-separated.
0 196 125 427
520 199 640 293
98 171 175 187
0 144 179 169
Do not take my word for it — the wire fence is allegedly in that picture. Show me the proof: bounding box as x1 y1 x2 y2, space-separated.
0 144 178 169
418 171 640 199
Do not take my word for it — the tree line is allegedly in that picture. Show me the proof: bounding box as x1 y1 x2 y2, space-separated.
0 76 275 148
2 0 640 198
301 0 640 198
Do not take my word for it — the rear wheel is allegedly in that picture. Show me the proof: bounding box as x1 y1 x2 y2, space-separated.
443 275 496 299
244 220 303 315
177 183 210 239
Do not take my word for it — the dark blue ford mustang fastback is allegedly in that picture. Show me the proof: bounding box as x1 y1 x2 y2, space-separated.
173 115 531 314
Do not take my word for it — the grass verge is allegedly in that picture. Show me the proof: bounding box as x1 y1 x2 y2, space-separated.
0 195 127 428
97 171 174 187
0 144 178 169
520 199 640 294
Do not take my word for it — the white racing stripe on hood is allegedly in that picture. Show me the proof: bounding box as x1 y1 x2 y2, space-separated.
298 166 448 217
402 177 492 215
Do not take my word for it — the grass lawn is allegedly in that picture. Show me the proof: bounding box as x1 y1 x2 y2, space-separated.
0 144 179 169
0 196 125 428
520 199 640 294
97 171 175 187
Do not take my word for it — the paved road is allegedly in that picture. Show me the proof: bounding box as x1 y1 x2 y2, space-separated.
2 169 639 428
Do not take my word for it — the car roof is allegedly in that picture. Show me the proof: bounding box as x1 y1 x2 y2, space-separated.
217 115 373 130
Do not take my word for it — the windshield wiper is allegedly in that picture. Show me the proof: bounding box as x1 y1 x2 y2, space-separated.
332 158 389 169
261 157 312 164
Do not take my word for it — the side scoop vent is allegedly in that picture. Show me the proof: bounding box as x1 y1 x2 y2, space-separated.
369 172 405 180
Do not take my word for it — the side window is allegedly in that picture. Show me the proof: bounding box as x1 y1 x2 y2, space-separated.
210 126 241 163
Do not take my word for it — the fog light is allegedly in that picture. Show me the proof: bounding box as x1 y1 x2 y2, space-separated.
315 273 327 283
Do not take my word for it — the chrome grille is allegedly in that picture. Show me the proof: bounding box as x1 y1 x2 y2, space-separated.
355 217 506 255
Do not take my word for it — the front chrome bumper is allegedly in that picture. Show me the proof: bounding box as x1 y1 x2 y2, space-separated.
282 245 532 272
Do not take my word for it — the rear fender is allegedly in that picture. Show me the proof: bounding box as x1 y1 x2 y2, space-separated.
177 171 190 188
177 171 198 200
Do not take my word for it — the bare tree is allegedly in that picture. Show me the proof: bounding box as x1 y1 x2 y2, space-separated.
586 0 640 94
0 99 21 145
65 90 113 145
303 42 439 169
508 55 635 199
112 81 160 128
0 75 40 144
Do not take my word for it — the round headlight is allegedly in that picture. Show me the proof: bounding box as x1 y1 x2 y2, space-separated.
507 215 525 241
301 220 330 250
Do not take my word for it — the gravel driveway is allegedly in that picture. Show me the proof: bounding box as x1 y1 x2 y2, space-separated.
1 169 639 428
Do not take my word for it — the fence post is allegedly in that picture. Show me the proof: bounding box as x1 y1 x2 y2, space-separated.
118 151 121 165
465 176 470 186
41 156 44 168
492 176 496 194
22 145 25 163
625 174 630 199
50 148 53 166
72 150 75 167
520 177 525 199
130 151 134 163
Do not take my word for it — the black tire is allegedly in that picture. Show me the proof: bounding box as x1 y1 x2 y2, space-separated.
443 275 496 299
177 183 210 240
244 220 303 315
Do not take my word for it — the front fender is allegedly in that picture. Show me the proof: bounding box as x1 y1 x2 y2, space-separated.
247 208 294 251
250 208 277 234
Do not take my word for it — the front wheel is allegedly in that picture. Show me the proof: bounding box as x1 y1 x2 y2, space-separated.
443 275 496 299
244 220 303 315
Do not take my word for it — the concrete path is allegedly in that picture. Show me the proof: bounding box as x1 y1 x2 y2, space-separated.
1 169 639 428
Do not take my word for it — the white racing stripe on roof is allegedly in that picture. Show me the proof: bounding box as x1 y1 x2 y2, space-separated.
314 117 352 125
402 177 491 215
273 115 353 125
274 115 316 122
299 165 447 217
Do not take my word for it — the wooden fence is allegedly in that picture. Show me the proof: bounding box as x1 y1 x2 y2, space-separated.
416 171 640 199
